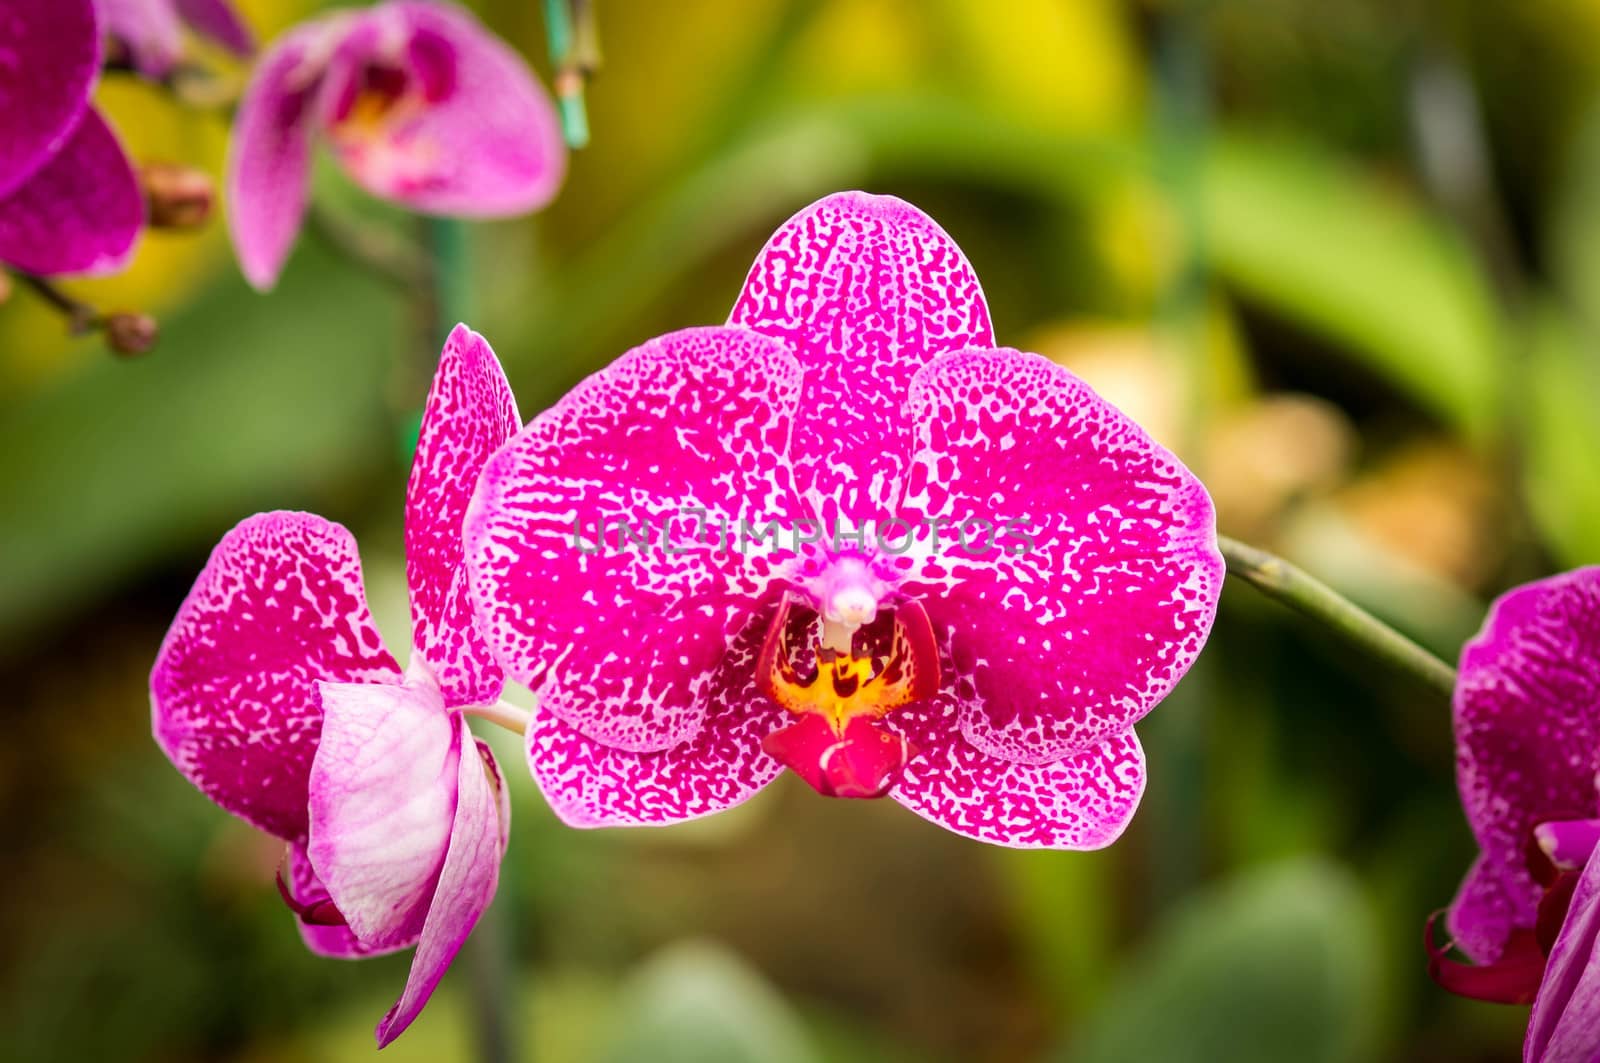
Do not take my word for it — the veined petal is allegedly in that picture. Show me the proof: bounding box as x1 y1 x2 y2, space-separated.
225 18 341 290
896 349 1222 764
728 191 993 524
174 0 254 55
150 512 402 840
0 0 98 199
0 107 143 276
465 326 805 753
99 0 184 78
306 680 457 950
526 608 787 827
406 324 520 708
1527 843 1600 1062
376 716 507 1047
1450 567 1600 963
285 841 413 959
888 693 1146 850
324 1 564 216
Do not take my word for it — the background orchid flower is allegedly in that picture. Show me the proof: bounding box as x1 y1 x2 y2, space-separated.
98 0 254 79
151 325 520 1046
226 0 566 291
465 191 1223 849
0 0 143 276
1431 567 1600 1060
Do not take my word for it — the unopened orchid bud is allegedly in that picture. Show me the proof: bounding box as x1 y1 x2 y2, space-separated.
0 271 11 306
141 162 214 230
104 312 158 356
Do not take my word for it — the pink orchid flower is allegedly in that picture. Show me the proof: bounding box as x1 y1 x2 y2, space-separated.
98 0 253 78
465 191 1223 849
1429 567 1600 1061
151 325 521 1046
226 0 565 291
0 0 143 276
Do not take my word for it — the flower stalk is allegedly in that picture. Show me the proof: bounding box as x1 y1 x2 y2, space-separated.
1217 534 1458 697
542 0 598 148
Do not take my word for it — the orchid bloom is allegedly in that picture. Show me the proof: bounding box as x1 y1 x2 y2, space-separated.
227 0 565 291
151 325 521 1046
0 0 143 276
1430 567 1600 1061
465 191 1223 849
98 0 253 78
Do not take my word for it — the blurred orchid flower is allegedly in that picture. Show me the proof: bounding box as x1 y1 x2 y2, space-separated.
1430 567 1600 1060
98 0 253 78
227 0 565 291
151 325 520 1046
0 0 143 276
465 191 1223 849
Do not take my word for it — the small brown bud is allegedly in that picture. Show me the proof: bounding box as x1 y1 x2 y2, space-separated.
104 312 159 356
0 270 11 306
141 162 215 230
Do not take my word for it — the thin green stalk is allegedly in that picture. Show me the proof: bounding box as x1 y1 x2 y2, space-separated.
1219 535 1458 698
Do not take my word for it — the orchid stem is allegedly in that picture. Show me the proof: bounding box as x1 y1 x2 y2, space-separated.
543 0 597 148
1218 535 1458 698
307 205 432 293
17 272 100 333
465 700 532 736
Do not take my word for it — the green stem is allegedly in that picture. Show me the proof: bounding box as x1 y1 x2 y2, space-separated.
542 0 595 148
1218 535 1458 698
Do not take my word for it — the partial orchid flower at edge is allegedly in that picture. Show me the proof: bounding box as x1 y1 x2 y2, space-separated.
98 0 254 80
0 0 144 280
1426 568 1600 1061
227 0 566 291
151 325 521 1046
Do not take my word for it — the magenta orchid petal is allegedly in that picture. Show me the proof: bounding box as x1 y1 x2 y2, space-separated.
728 191 994 524
1526 843 1600 1062
306 680 458 949
895 348 1222 764
99 0 184 78
1449 567 1600 963
464 326 806 753
527 613 789 827
0 107 143 276
888 694 1147 849
322 1 564 216
174 0 254 55
150 511 402 840
376 715 508 1048
286 841 414 959
225 19 342 291
0 0 100 199
407 324 521 707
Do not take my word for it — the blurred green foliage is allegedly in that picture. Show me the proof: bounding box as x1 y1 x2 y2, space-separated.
4 0 1599 1060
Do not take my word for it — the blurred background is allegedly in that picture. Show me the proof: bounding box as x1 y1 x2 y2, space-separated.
3 0 1596 1059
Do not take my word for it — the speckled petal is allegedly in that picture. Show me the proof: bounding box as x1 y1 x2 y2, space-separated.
407 324 520 707
1526 843 1600 1062
0 0 98 199
526 607 787 827
324 1 564 217
285 841 413 959
0 107 143 276
226 18 341 290
99 0 184 77
464 326 805 753
175 0 254 55
888 691 1146 849
728 192 993 524
376 716 507 1047
306 680 457 950
1449 567 1600 964
150 512 402 840
896 348 1222 764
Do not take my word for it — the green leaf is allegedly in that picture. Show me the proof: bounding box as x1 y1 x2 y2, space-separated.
601 942 818 1063
1204 132 1503 439
1066 860 1382 1063
1524 303 1600 565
